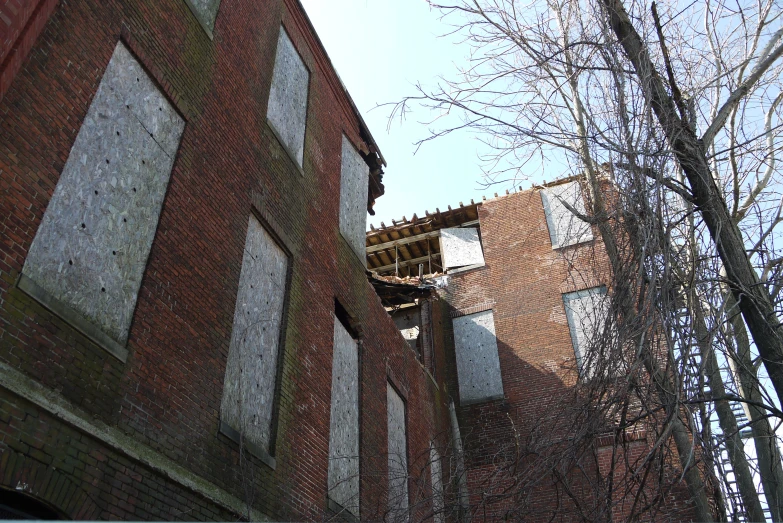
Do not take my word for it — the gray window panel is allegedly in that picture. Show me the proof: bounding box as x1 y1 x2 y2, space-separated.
452 310 504 404
220 216 289 454
339 135 369 263
387 383 409 522
22 42 185 345
562 287 609 379
327 317 360 516
540 181 594 249
440 227 485 269
182 0 222 33
267 28 309 167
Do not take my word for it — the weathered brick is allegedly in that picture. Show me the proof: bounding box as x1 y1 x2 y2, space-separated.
0 0 448 520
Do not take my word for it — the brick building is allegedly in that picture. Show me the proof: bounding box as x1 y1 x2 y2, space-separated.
0 0 452 520
366 181 701 521
0 0 701 521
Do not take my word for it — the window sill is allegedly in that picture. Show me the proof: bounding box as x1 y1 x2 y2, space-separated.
266 118 305 177
552 236 594 250
219 420 276 470
16 274 128 363
326 498 359 522
446 263 486 275
459 394 505 407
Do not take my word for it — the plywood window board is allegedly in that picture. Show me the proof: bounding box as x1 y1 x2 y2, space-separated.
339 135 369 263
327 316 360 516
452 310 504 404
267 27 309 168
220 216 289 461
541 181 594 249
181 0 222 37
440 227 485 270
22 42 185 354
562 286 609 379
387 383 409 521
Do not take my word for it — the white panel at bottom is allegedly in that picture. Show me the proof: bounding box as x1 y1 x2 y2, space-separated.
220 217 289 454
328 318 360 515
430 443 444 523
388 384 409 521
453 310 504 404
563 287 609 379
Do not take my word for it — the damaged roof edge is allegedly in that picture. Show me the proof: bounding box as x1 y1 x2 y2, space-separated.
291 0 386 214
367 271 435 307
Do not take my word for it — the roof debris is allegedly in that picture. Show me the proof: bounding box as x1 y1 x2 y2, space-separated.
367 271 436 308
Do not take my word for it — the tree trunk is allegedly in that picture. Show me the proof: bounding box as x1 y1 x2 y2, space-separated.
693 298 766 522
641 352 716 523
582 169 715 522
725 290 783 522
599 0 783 429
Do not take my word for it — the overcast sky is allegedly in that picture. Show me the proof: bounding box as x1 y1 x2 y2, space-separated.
298 0 511 229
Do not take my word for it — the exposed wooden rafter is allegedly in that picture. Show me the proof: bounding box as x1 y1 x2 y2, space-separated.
365 201 482 277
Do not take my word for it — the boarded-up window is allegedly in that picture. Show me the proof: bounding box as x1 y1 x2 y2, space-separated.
387 383 409 521
563 287 609 379
541 181 594 249
440 227 485 270
267 27 309 167
339 135 369 262
452 310 504 404
220 216 289 455
327 316 360 516
182 0 222 34
22 42 185 346
430 443 444 523
391 306 422 359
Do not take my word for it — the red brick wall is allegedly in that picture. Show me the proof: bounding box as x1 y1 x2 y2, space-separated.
0 392 238 520
434 188 702 521
0 0 450 519
476 188 609 409
1 0 38 64
0 0 58 101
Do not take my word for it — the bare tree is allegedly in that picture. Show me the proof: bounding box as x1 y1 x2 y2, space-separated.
392 0 783 519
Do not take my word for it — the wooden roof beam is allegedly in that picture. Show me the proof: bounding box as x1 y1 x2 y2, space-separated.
372 252 442 273
366 230 442 254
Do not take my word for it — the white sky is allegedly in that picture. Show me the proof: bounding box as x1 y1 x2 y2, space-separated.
299 0 519 228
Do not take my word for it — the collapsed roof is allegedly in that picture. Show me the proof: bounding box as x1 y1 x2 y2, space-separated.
367 272 435 308
365 201 480 278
